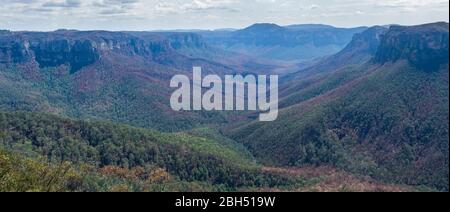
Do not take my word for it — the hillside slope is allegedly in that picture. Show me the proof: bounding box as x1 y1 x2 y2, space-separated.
277 26 389 109
227 23 449 191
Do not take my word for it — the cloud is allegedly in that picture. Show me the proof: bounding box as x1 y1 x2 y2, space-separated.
374 0 447 7
1 0 448 31
94 0 140 7
182 0 238 11
154 2 180 14
152 0 239 14
92 0 140 15
100 8 128 14
308 4 320 10
43 0 82 7
3 0 37 3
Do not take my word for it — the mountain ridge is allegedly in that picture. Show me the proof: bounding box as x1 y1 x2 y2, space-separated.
200 23 367 61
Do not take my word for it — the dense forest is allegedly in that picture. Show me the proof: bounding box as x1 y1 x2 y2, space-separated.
0 112 301 191
1 111 423 192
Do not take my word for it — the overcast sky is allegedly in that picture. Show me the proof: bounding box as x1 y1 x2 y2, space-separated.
1 0 449 31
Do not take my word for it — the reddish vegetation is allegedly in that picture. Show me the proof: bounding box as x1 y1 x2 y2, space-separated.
262 166 411 192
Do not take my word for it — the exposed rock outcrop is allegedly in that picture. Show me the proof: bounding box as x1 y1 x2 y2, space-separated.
374 22 449 71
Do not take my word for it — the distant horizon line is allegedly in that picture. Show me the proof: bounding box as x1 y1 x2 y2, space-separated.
1 21 448 33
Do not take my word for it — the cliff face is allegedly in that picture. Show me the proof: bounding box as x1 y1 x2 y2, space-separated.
323 26 388 67
0 31 182 73
30 39 99 72
0 34 33 64
374 22 449 71
166 33 208 50
343 26 388 56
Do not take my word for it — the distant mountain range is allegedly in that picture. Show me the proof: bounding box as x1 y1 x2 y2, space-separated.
1 22 449 191
199 23 367 62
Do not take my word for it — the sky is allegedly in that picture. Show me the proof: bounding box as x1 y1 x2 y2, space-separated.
1 0 449 31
